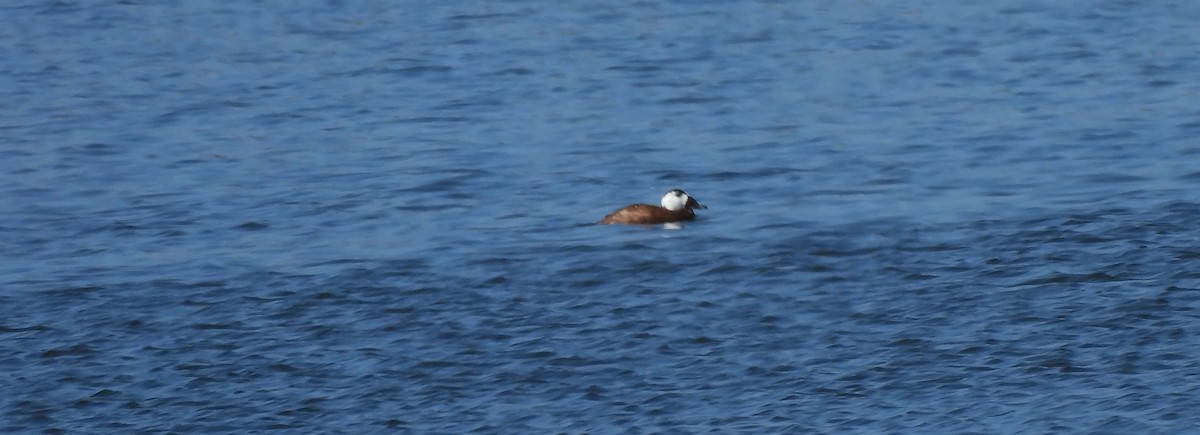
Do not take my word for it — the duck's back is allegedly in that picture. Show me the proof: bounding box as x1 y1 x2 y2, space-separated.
599 204 695 225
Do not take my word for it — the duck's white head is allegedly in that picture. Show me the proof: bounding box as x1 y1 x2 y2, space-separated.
661 189 706 211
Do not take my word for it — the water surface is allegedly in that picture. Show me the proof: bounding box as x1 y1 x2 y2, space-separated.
2 1 1199 433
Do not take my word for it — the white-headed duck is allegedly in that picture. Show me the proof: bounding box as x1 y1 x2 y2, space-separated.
599 189 706 225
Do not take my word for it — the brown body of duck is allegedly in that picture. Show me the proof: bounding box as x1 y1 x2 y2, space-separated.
599 189 706 225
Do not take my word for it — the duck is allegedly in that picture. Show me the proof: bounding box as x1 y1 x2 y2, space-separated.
599 189 707 225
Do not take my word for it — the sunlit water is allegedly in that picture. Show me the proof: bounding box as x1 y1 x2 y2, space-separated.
3 1 1199 432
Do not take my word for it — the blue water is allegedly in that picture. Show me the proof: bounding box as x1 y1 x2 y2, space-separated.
3 1 1200 433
